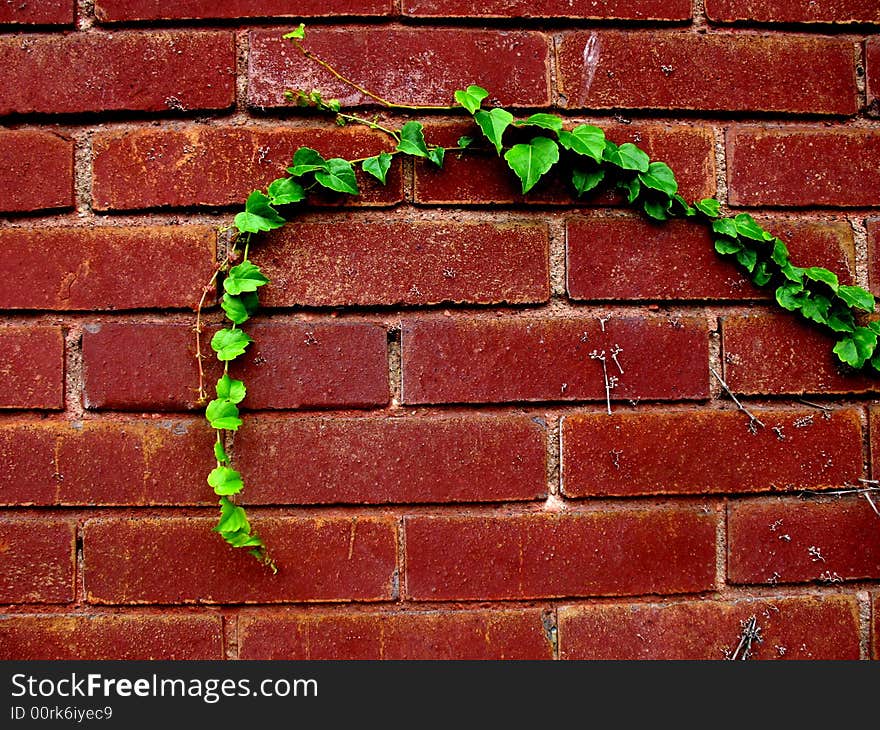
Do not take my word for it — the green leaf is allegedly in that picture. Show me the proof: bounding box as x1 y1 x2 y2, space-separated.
457 135 473 149
833 326 878 369
361 153 393 184
503 137 560 194
643 198 669 221
672 194 696 217
775 282 805 311
616 143 650 172
208 466 244 496
557 125 605 162
314 158 359 195
223 529 264 548
638 161 678 196
216 373 246 404
619 176 641 204
780 262 804 284
838 284 875 312
267 177 305 205
396 121 430 158
696 198 721 218
714 238 742 255
752 261 773 287
205 398 242 431
427 147 445 168
800 293 832 325
283 23 305 40
572 167 604 196
210 328 253 361
215 497 250 534
712 218 739 239
474 108 514 155
734 213 769 242
286 147 327 177
214 440 228 463
220 292 259 325
804 267 839 293
517 113 563 133
826 304 856 333
454 85 489 114
771 238 790 266
223 260 269 296
735 246 757 273
234 191 286 234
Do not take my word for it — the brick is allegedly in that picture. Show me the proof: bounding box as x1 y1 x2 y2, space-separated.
92 125 402 211
235 415 547 504
95 0 392 22
0 131 73 213
870 219 880 293
728 498 880 585
248 28 550 109
82 322 388 411
0 226 215 310
728 128 880 207
722 312 878 395
240 609 551 659
870 407 880 480
0 1 74 25
404 0 690 19
415 122 715 205
0 32 234 116
706 0 880 24
562 408 861 497
874 593 879 659
401 316 709 405
253 219 550 307
869 38 880 113
0 615 223 660
84 516 397 603
558 32 857 115
559 595 860 660
404 508 717 600
567 217 855 301
0 519 74 603
0 326 64 410
0 419 215 506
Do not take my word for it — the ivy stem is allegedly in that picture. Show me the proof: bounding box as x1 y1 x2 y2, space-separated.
338 113 400 140
195 245 239 403
709 366 765 431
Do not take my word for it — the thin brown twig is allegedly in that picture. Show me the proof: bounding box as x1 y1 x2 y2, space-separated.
709 367 765 430
195 246 238 403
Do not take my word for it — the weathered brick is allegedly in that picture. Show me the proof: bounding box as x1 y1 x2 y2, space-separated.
868 38 880 113
0 226 215 310
248 28 550 109
0 1 74 25
404 508 717 600
728 498 880 585
414 122 715 205
706 0 880 24
253 219 550 307
82 322 388 411
84 516 397 604
0 419 215 506
0 131 73 213
401 316 709 404
870 407 880 480
239 609 551 659
559 595 860 660
0 519 74 603
567 217 855 301
870 219 880 293
0 32 235 116
722 312 877 395
728 128 880 207
0 615 223 659
95 0 392 22
0 326 65 410
562 408 861 497
235 415 547 504
403 0 690 19
558 32 857 115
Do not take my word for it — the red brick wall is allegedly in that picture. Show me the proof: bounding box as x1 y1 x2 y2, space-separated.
0 1 878 661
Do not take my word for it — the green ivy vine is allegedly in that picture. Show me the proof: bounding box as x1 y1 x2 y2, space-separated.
197 24 879 567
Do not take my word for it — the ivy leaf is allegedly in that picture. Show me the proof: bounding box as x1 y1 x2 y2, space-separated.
267 177 305 205
396 121 430 158
752 261 773 287
638 161 678 196
474 108 514 155
457 135 473 148
503 137 560 194
286 147 327 177
215 497 250 534
712 218 739 238
838 284 876 313
572 167 604 196
211 328 253 361
616 143 650 172
361 153 393 184
427 147 445 168
672 194 696 217
282 23 305 40
214 440 228 463
735 246 757 273
800 293 832 325
205 398 242 431
775 282 805 311
221 292 259 325
780 262 804 284
216 373 246 404
223 529 264 548
314 158 359 195
826 304 856 333
207 466 244 496
714 238 742 255
833 326 878 369
619 176 641 204
454 85 489 114
223 260 269 296
557 125 605 162
234 191 286 234
803 267 839 293
696 198 721 218
734 213 769 242
517 113 563 133
643 198 669 221
771 238 790 265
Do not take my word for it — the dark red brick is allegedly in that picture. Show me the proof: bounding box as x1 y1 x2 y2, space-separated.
567 216 855 301
706 0 880 24
0 419 215 506
0 519 74 604
254 219 549 308
0 226 215 310
239 609 551 659
722 312 878 395
82 322 388 411
235 415 547 504
95 0 392 22
0 131 73 213
728 498 880 585
84 516 397 604
0 326 64 410
562 408 861 498
248 28 550 109
92 125 402 211
404 0 690 19
868 38 880 113
728 128 880 208
0 615 223 659
0 32 234 116
558 32 857 115
401 316 709 405
404 508 717 600
870 407 880 479
0 0 74 24
414 122 715 205
559 595 860 660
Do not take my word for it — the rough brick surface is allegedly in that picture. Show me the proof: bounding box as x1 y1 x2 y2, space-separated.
405 508 717 600
706 0 880 24
95 0 392 22
0 615 223 660
0 226 216 310
0 32 235 116
728 499 880 585
239 609 552 659
0 131 73 213
558 32 857 115
869 38 880 113
562 408 862 497
235 415 547 504
401 316 709 404
0 326 65 410
870 219 880 293
559 595 860 660
0 519 74 604
404 0 690 19
0 0 74 25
